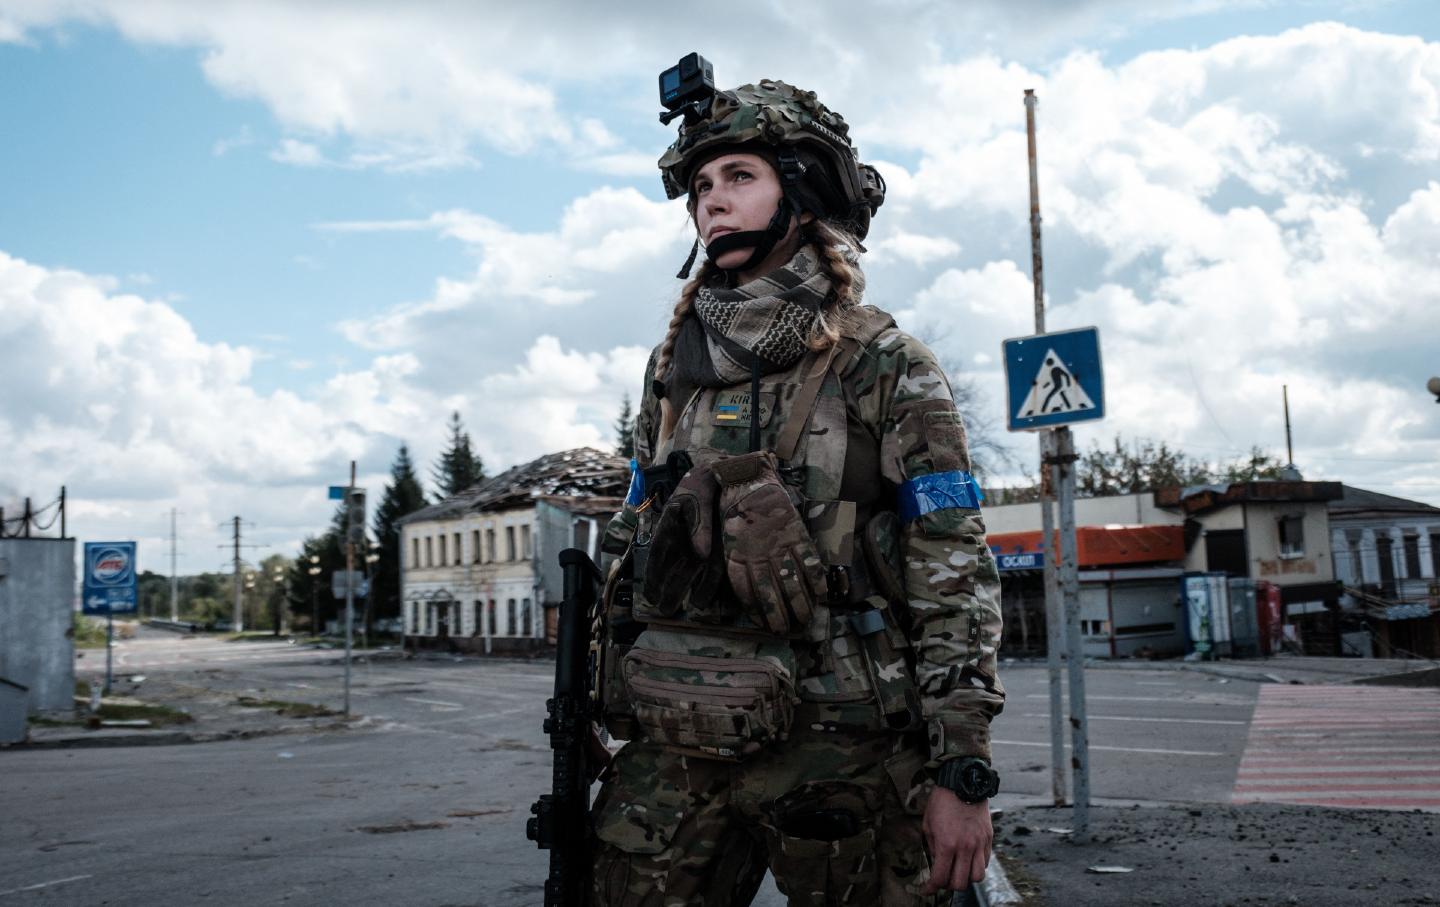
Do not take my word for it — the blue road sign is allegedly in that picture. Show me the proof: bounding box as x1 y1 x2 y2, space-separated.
328 485 347 500
82 542 138 615
1003 326 1105 432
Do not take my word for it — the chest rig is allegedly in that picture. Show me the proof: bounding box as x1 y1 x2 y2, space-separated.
609 307 920 761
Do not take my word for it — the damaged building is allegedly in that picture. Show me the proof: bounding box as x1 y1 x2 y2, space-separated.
984 480 1350 658
398 447 627 654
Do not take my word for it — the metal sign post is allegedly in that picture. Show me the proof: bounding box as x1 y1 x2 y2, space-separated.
82 542 138 696
1012 89 1101 840
1025 88 1067 810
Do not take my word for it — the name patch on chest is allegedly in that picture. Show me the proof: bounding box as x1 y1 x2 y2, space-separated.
712 390 776 427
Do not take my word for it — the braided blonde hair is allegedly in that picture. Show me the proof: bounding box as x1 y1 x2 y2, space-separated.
654 219 867 382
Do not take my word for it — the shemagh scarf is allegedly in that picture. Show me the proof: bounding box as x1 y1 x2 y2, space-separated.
670 247 834 392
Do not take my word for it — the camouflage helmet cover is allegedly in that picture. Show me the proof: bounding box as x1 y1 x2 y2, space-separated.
658 79 885 240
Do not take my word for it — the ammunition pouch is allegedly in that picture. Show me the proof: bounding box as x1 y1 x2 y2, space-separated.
621 628 797 761
842 597 921 732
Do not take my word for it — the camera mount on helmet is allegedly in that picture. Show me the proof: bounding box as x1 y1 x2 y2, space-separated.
658 53 716 126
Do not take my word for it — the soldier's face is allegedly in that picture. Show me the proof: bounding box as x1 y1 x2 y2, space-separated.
692 152 785 271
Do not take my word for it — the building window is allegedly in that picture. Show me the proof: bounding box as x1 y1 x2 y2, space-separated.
1431 533 1440 578
438 534 447 565
507 598 518 636
487 600 496 636
521 597 532 637
521 525 532 560
425 537 433 567
409 603 419 635
1403 534 1421 579
473 601 483 635
506 526 517 561
486 529 496 563
454 532 462 566
472 530 481 564
411 538 420 569
1277 516 1304 558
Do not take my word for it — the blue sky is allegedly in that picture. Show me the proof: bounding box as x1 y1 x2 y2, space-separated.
2 1 1437 570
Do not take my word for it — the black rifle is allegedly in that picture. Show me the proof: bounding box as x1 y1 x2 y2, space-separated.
527 548 602 907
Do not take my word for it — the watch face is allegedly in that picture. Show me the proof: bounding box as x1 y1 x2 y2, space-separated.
941 758 999 802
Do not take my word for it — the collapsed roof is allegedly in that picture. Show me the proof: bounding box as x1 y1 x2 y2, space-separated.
400 447 629 525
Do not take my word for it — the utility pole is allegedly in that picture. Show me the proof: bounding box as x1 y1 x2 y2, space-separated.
232 516 243 633
1025 88 1090 838
1283 384 1295 468
169 508 179 621
343 461 359 718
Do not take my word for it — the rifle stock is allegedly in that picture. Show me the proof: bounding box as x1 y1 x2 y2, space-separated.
527 547 602 907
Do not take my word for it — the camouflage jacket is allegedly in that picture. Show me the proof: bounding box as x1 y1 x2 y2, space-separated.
602 305 1004 765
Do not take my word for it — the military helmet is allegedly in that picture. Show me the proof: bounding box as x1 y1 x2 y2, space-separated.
657 80 886 241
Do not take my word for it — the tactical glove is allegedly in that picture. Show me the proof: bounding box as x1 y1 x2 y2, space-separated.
713 451 829 634
642 462 727 619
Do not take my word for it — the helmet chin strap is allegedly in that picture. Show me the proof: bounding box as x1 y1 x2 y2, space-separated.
701 195 795 277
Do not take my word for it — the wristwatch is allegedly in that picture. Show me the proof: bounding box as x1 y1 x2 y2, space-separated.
935 757 1000 804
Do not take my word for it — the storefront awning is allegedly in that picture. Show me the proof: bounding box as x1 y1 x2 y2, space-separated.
989 524 1185 571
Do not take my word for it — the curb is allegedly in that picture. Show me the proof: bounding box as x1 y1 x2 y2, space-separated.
7 717 369 751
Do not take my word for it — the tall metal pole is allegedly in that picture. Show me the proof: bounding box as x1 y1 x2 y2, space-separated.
232 516 244 633
169 508 179 621
104 612 114 695
344 460 356 718
1056 427 1090 839
1283 384 1294 467
1026 87 1068 808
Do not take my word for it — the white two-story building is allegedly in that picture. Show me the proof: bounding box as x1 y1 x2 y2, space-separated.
398 447 627 653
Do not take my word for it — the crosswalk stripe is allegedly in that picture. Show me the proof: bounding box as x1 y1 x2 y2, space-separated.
1231 684 1440 813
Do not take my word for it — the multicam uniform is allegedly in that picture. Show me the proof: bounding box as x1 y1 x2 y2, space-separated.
590 293 1005 906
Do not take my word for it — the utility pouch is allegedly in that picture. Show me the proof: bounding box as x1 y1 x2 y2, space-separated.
596 550 642 741
622 628 797 761
846 595 921 732
712 450 829 635
861 510 907 607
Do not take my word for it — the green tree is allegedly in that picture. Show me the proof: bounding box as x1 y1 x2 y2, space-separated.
371 444 428 628
286 504 347 634
1219 446 1289 482
614 393 636 459
1076 436 1213 497
431 411 484 500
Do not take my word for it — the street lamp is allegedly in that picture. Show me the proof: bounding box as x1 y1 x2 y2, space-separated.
243 572 256 634
307 555 322 636
272 564 288 637
1428 376 1440 403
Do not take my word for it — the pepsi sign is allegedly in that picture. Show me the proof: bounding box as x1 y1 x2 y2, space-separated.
83 541 138 615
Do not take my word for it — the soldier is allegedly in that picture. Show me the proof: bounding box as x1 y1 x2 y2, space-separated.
590 75 1005 906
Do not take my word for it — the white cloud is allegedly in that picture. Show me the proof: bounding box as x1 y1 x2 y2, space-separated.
4 5 1439 541
269 138 324 166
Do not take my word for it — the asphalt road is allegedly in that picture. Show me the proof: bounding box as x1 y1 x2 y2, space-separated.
0 632 1335 906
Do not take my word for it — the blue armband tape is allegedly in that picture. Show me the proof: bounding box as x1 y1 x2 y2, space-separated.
624 459 645 507
897 471 985 523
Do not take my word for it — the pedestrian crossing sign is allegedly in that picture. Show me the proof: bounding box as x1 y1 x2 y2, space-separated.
1002 326 1105 431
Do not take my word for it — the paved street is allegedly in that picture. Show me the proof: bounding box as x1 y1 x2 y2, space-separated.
3 634 1439 905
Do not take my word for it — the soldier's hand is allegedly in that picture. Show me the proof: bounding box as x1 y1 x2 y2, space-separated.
920 787 992 895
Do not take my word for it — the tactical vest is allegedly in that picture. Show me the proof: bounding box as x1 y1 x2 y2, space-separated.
603 306 921 761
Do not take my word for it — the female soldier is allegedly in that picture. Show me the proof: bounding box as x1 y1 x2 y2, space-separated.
591 78 1005 906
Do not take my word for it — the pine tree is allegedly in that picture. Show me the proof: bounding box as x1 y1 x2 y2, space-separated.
371 444 428 627
432 411 485 500
614 393 635 459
